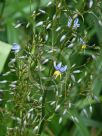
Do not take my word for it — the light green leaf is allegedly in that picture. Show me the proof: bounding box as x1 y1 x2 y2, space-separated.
0 41 12 73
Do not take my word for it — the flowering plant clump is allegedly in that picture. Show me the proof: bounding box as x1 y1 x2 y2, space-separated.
0 0 102 136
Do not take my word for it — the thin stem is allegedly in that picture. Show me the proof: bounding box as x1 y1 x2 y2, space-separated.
39 89 48 134
0 0 6 17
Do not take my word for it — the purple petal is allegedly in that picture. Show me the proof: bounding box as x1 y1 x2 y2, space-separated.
56 62 62 70
67 17 72 27
80 38 85 44
59 65 67 72
74 18 79 24
12 43 21 52
73 23 80 29
54 62 62 70
73 18 80 29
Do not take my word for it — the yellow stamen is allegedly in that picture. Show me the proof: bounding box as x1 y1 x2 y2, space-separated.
81 45 87 49
53 70 61 79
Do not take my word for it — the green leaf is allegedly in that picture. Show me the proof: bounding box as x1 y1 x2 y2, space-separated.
83 118 102 128
75 118 90 136
0 41 12 73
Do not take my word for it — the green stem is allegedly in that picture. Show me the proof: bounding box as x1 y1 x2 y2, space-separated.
39 89 48 134
0 0 6 17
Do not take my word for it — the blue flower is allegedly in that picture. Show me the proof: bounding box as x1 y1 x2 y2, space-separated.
80 38 86 45
73 18 80 29
67 17 80 30
12 43 21 52
79 38 87 49
53 62 67 78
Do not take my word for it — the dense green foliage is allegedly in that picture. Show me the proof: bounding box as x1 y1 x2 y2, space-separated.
0 0 102 136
